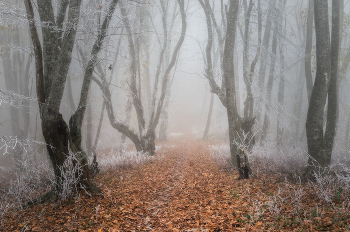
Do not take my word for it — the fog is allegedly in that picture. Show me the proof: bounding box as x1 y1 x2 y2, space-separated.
1 0 350 164
1 0 350 229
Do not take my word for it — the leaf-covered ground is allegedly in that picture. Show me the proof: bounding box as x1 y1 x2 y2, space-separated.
2 140 350 231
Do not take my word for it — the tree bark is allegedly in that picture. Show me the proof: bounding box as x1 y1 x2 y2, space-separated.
305 0 331 177
24 0 104 201
224 0 250 179
324 0 340 166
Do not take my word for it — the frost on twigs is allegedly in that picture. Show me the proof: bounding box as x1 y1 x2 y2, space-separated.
0 139 52 224
57 143 83 202
0 89 37 107
209 144 232 169
209 139 308 179
98 148 158 173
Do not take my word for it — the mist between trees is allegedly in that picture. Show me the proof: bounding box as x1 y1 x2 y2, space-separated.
1 0 350 229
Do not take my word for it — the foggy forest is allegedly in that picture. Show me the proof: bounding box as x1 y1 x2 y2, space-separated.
1 0 350 231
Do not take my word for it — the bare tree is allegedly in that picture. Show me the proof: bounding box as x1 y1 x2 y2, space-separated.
223 0 252 179
93 0 187 155
304 0 340 177
24 0 120 202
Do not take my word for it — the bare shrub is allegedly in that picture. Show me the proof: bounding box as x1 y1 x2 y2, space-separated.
97 148 157 172
209 144 231 169
209 139 308 179
249 140 308 179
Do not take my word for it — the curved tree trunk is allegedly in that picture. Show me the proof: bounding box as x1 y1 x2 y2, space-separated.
24 0 109 202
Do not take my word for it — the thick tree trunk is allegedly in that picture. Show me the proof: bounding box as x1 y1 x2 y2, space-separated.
324 0 340 166
224 0 249 179
305 0 331 177
24 0 96 202
42 114 92 197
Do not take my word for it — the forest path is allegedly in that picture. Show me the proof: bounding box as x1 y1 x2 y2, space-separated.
108 139 243 231
3 140 252 231
4 140 350 231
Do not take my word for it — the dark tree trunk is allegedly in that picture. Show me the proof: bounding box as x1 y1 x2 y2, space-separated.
42 114 92 196
223 0 250 179
24 0 108 202
324 0 340 166
304 0 332 177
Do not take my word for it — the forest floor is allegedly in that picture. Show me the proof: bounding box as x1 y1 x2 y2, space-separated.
2 139 350 231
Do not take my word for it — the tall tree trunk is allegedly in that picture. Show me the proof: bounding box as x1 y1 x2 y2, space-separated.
324 0 340 166
305 0 314 102
24 0 106 202
293 59 306 140
261 21 278 143
304 0 331 177
277 0 286 147
277 40 285 147
198 0 214 140
256 0 275 125
224 0 249 179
